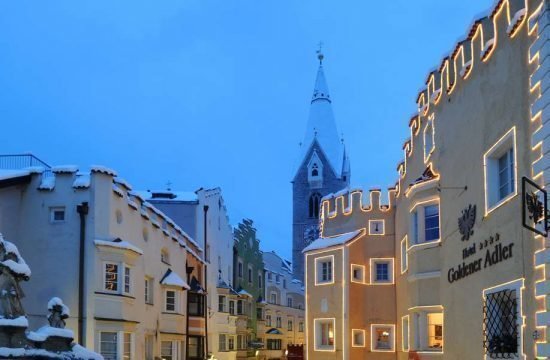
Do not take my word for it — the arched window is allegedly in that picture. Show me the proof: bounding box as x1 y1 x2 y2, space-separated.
311 163 319 177
309 193 321 218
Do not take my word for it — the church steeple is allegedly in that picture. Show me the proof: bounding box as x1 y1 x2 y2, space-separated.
297 50 348 178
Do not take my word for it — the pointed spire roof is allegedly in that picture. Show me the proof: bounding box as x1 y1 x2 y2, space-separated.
296 53 346 178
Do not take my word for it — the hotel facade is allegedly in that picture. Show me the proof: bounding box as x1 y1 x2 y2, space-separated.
304 0 550 359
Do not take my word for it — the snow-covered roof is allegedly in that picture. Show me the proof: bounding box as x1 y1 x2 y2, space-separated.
38 175 55 191
238 289 253 298
137 190 198 202
295 63 346 178
94 239 144 255
73 173 90 189
0 169 31 181
90 165 117 177
52 165 78 174
160 269 191 290
0 316 28 327
303 229 366 253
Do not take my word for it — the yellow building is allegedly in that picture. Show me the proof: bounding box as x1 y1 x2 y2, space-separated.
304 0 550 359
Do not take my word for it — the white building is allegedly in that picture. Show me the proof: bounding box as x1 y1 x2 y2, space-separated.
0 164 206 360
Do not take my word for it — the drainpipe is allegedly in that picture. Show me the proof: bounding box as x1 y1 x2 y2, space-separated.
186 263 193 359
203 205 209 357
76 201 89 346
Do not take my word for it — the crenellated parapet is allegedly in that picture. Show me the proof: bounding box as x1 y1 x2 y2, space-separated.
320 187 396 236
395 0 537 195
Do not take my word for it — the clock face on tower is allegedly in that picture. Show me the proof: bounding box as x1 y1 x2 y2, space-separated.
303 224 320 246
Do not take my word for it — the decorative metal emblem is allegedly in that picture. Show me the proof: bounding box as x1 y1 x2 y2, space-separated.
522 177 548 236
458 204 476 241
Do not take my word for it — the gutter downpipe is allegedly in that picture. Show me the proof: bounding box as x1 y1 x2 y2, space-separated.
203 205 209 358
76 201 89 346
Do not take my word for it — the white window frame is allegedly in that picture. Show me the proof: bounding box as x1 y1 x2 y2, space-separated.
352 328 366 347
482 279 524 360
145 276 153 304
270 291 278 305
161 340 180 360
483 127 517 215
351 264 365 284
409 199 440 249
410 306 444 353
402 315 410 352
314 318 336 351
99 331 134 360
400 236 408 274
371 324 396 352
49 206 66 223
123 265 132 295
164 289 179 313
368 219 385 235
370 258 394 285
423 113 435 163
287 296 293 308
315 255 335 286
103 262 132 295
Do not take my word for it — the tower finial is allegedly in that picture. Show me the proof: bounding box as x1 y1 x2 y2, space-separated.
316 41 324 64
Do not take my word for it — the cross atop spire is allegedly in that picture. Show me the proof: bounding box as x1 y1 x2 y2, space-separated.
317 41 324 64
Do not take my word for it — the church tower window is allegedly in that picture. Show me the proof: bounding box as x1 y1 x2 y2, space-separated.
309 193 322 219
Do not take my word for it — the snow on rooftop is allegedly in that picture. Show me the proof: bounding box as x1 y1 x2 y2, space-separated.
38 175 55 191
303 229 366 253
137 190 198 202
238 289 253 298
160 269 190 289
94 239 143 255
90 165 117 177
114 177 133 190
0 316 28 327
27 326 74 342
73 173 90 189
0 169 30 181
51 165 78 174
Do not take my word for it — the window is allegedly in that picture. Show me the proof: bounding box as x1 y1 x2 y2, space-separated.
311 163 319 177
123 333 132 360
314 318 335 351
283 279 287 289
219 334 227 352
238 261 243 278
267 339 282 350
248 266 252 283
188 336 204 358
228 336 235 351
258 273 263 288
400 236 408 274
369 220 385 235
299 322 304 332
309 193 322 219
402 316 410 351
427 313 444 350
424 205 440 242
104 263 118 292
288 320 293 331
256 307 263 320
370 259 394 284
351 264 365 283
161 341 174 360
123 266 131 294
371 324 395 352
165 290 176 312
50 207 66 223
229 300 235 315
483 279 523 358
410 202 440 245
484 127 517 213
270 292 277 305
423 115 435 162
145 335 154 360
352 329 365 347
100 332 118 360
266 314 272 327
218 295 226 312
276 274 280 283
237 300 243 315
287 297 293 308
145 277 153 304
276 316 282 328
315 255 334 285
267 271 272 281
188 293 205 316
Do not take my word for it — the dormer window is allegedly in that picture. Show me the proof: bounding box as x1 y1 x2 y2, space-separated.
308 151 324 189
311 163 319 177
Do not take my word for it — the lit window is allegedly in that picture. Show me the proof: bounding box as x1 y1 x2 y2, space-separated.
411 309 444 352
104 263 131 294
104 263 118 292
371 259 394 284
371 324 395 352
484 127 517 213
314 318 335 351
165 290 176 312
50 207 66 223
400 237 408 273
352 329 365 347
351 264 365 283
427 313 444 350
100 332 118 360
315 255 334 285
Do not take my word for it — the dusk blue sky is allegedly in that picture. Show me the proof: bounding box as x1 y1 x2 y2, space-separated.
0 1 493 259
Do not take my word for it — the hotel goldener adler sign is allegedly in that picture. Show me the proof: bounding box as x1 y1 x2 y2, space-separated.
448 204 515 284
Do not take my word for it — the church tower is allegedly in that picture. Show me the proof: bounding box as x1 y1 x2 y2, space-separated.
292 50 351 281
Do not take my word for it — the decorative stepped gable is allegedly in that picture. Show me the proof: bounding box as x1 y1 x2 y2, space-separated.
295 53 349 180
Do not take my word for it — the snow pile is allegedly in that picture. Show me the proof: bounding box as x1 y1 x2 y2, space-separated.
430 89 442 104
94 239 143 255
73 174 90 189
52 166 78 174
112 184 124 198
71 344 104 360
38 175 55 191
23 166 45 174
459 60 472 78
160 270 190 289
114 177 132 190
27 326 74 341
303 229 365 253
0 316 28 327
481 38 495 59
0 170 31 181
48 297 70 317
127 198 139 210
90 165 117 177
238 289 253 298
507 8 526 35
0 346 103 359
0 236 31 278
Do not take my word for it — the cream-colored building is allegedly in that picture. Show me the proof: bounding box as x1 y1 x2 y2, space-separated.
304 0 550 359
262 251 305 359
0 163 206 360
